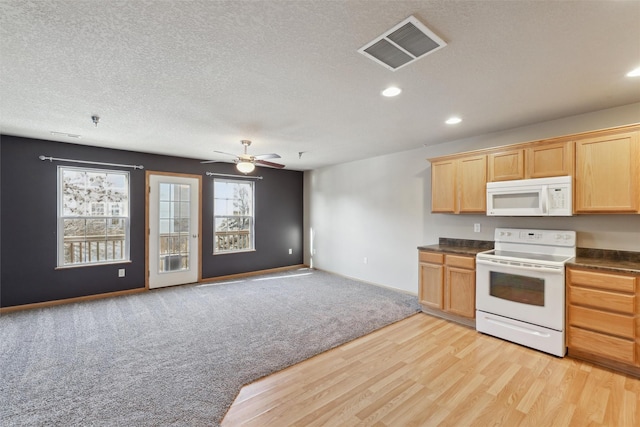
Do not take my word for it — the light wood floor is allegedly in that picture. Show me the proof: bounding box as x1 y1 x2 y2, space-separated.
222 313 640 426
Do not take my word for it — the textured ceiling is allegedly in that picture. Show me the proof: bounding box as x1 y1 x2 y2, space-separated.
1 0 639 171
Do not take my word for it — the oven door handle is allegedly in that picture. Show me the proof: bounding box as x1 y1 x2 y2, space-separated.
476 258 564 274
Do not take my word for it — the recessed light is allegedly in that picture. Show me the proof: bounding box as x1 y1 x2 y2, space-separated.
445 117 462 125
627 66 640 77
381 86 402 97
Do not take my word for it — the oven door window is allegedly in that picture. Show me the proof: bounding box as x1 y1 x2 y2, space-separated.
489 271 544 306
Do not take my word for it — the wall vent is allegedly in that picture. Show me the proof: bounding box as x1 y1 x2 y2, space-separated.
358 15 446 71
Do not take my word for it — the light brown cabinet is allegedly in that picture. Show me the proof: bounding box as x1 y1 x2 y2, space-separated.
574 130 640 213
526 141 574 179
431 160 456 213
443 255 476 318
418 251 444 309
429 123 639 214
487 141 573 182
431 155 486 213
567 267 639 374
418 251 476 323
488 149 524 181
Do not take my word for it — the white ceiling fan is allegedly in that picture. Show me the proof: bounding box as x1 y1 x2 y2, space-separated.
201 140 285 173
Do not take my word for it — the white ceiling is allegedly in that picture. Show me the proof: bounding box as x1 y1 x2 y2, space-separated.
1 1 639 171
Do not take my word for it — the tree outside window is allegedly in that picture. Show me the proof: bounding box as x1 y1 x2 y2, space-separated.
58 166 130 266
213 179 254 253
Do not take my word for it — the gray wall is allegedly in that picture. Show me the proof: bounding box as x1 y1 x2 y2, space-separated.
305 102 640 294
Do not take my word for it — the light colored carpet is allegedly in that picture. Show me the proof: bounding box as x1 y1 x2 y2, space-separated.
0 268 420 426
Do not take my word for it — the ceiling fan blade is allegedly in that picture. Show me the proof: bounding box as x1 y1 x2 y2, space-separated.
256 159 285 169
213 150 240 158
253 153 281 160
200 159 220 164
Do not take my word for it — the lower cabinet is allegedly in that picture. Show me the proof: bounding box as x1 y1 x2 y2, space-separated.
567 267 640 375
419 251 476 325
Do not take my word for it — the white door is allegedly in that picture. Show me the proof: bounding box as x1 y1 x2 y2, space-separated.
148 173 200 289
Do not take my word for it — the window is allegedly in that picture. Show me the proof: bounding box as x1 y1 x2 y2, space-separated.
158 182 191 272
58 166 130 266
213 179 254 254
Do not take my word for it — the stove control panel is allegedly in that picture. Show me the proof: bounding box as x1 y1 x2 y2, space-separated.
494 228 576 247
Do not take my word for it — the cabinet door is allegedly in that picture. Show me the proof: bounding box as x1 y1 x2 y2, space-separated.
458 155 487 213
431 160 456 213
444 266 475 318
575 131 639 213
419 262 443 309
526 141 573 178
488 149 524 182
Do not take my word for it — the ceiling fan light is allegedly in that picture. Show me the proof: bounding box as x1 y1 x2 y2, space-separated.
236 160 255 174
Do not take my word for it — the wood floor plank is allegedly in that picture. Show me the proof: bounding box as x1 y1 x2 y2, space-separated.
295 361 409 427
354 380 423 424
622 389 638 427
486 363 522 396
221 313 640 426
516 378 546 414
375 384 436 426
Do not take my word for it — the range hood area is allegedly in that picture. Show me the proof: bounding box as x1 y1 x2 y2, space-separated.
486 176 572 217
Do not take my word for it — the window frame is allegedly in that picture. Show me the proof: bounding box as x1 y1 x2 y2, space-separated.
57 165 131 267
213 178 255 255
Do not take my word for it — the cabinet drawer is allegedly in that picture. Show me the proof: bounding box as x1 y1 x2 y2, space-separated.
568 326 635 364
445 255 475 269
568 285 635 314
568 269 636 293
419 251 443 264
568 305 635 338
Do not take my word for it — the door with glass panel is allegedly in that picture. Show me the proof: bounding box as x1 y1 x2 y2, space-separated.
147 173 201 289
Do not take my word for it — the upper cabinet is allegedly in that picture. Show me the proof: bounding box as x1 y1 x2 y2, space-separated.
458 155 487 213
575 130 640 213
431 154 486 214
431 159 456 213
487 141 573 182
526 141 574 179
488 149 524 181
429 123 639 215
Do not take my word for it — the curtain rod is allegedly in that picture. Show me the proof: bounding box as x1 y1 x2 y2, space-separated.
206 172 263 180
39 155 144 170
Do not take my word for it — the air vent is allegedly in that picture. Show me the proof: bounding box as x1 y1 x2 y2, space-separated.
358 15 446 71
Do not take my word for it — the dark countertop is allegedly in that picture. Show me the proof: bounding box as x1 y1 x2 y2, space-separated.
568 248 640 275
418 238 493 256
418 244 492 256
418 238 640 275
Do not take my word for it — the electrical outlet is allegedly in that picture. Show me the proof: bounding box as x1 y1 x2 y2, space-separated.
363 257 368 264
118 268 125 277
474 223 481 233
288 248 292 254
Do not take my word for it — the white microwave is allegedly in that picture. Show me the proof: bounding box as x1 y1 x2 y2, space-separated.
486 176 572 216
